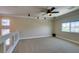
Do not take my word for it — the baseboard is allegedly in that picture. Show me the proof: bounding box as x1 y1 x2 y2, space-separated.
56 35 79 45
20 35 52 40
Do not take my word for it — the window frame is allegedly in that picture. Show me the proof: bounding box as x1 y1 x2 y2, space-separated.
70 21 79 33
1 29 10 36
61 22 71 32
61 21 79 33
1 18 10 26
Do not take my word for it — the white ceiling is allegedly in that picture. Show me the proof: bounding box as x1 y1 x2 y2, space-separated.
0 6 79 18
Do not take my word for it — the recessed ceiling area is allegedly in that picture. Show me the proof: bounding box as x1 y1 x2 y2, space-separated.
0 6 79 18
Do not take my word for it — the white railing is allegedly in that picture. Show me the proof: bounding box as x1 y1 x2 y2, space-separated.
0 32 20 53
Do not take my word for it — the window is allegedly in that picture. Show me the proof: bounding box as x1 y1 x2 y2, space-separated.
71 21 79 32
1 29 10 45
1 19 10 26
1 29 10 36
71 22 76 32
1 18 11 45
61 21 79 33
5 38 10 45
62 22 70 32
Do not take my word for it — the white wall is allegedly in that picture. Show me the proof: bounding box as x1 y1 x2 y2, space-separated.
54 9 79 42
7 17 53 39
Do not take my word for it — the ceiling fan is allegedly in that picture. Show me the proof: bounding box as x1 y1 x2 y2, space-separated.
40 7 59 16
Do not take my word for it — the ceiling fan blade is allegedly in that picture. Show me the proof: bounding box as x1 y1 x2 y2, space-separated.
47 7 56 13
50 7 55 11
51 11 59 13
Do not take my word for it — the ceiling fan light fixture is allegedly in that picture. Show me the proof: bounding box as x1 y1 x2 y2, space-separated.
48 13 52 16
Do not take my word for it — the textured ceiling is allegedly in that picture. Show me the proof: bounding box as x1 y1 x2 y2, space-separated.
0 6 78 18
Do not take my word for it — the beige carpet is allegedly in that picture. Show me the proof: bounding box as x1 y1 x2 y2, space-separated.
13 37 79 53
